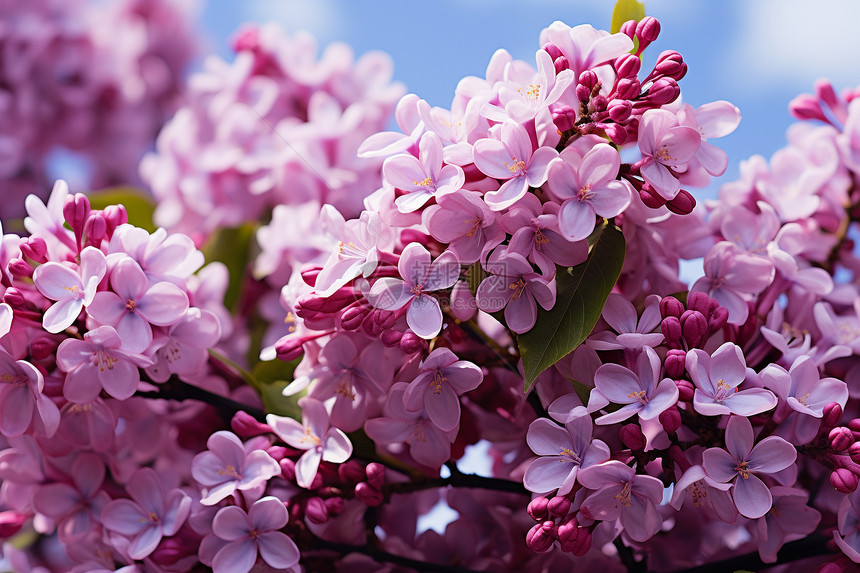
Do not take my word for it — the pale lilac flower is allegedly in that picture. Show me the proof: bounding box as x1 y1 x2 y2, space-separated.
686 342 778 417
383 131 465 213
590 346 678 425
191 431 281 505
88 256 189 353
755 487 820 563
523 415 610 495
144 308 222 383
539 22 634 82
0 303 12 338
473 120 558 210
313 207 387 297
676 101 741 181
669 464 736 523
32 246 106 333
402 347 483 432
101 467 192 560
702 416 797 519
761 355 848 418
638 109 702 200
578 460 665 542
24 181 75 259
424 189 505 265
0 349 60 438
834 488 860 563
546 143 632 241
56 325 153 403
211 496 300 573
587 293 663 351
267 397 353 489
365 382 456 467
108 224 204 285
475 250 555 334
366 243 460 339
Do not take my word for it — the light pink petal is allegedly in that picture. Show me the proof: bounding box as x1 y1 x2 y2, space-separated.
557 199 596 242
749 436 797 474
136 283 189 326
723 388 777 416
98 358 140 400
1 387 33 436
322 429 353 463
394 189 434 213
33 263 81 300
295 449 322 489
523 457 574 494
424 251 461 291
545 158 579 201
128 524 162 560
602 293 637 333
725 415 754 460
424 382 461 432
213 539 257 573
696 141 729 176
525 147 559 187
213 506 250 541
383 154 428 190
87 292 127 326
409 423 451 467
398 243 431 287
702 447 740 483
732 473 773 519
580 144 620 187
443 361 483 394
505 290 538 334
102 499 148 536
594 363 642 404
110 257 148 300
595 403 642 425
588 180 632 218
660 126 701 165
43 298 83 334
367 278 413 311
526 418 571 455
257 531 300 569
692 390 732 417
406 295 443 339
365 418 412 443
639 379 679 420
696 101 741 138
620 495 661 542
476 275 512 313
266 414 311 451
483 176 529 211
115 313 152 354
162 490 191 536
708 343 747 387
473 138 518 180
640 161 680 200
248 497 288 531
33 483 78 519
579 486 623 521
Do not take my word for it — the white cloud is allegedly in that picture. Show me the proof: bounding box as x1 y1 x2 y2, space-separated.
239 0 343 43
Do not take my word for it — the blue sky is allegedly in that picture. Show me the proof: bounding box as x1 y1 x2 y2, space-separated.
198 0 860 200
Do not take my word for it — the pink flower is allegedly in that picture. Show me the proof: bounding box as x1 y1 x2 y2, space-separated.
755 487 820 563
101 467 192 560
56 325 153 403
191 431 281 505
473 120 558 210
145 308 222 383
366 243 460 339
578 460 665 542
267 397 353 489
686 342 778 417
475 250 555 334
424 189 505 265
587 293 663 351
761 355 848 418
32 246 106 333
0 349 59 438
546 143 632 241
523 414 610 495
383 131 465 213
210 497 300 573
88 256 189 353
402 347 483 433
638 109 702 200
702 416 797 519
834 488 860 563
676 101 741 182
313 207 386 297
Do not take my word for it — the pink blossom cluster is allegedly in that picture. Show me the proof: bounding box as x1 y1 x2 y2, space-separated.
0 0 197 219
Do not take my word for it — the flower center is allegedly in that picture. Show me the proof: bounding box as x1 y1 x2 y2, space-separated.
714 379 736 402
217 465 242 480
690 480 707 508
615 481 633 507
627 389 648 405
656 147 675 163
431 370 447 394
125 299 137 312
559 447 582 465
735 460 752 480
534 228 550 246
413 176 434 188
94 349 118 372
509 278 527 301
505 156 527 175
577 183 593 202
464 218 482 238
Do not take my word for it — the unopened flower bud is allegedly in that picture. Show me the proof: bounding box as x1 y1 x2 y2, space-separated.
604 123 628 145
620 423 646 451
830 427 855 452
644 77 680 106
553 106 578 132
543 43 563 61
300 265 323 287
64 193 91 238
578 70 598 92
789 95 831 123
556 517 579 543
831 468 859 493
231 410 272 438
822 403 844 430
589 95 607 113
103 203 128 237
709 306 728 332
400 331 427 355
639 184 666 209
661 316 682 345
652 50 686 81
338 460 366 484
659 407 682 435
280 458 296 482
84 212 108 245
676 379 695 402
615 77 641 101
20 237 47 263
575 84 592 104
664 349 686 378
265 446 289 462
636 16 661 43
569 529 592 556
526 521 556 553
355 482 384 507
8 258 32 279
553 56 569 74
680 310 708 347
660 296 684 319
29 336 57 361
148 534 200 567
527 497 550 521
686 292 709 316
365 462 386 489
0 511 26 538
3 288 27 309
615 54 641 80
380 329 403 348
849 442 860 464
607 99 633 123
325 496 345 516
340 305 367 331
816 562 851 573
620 19 637 39
547 496 571 517
275 336 306 362
666 189 696 215
305 497 329 524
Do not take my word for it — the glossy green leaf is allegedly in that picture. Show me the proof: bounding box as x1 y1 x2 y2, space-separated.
87 187 156 232
518 223 626 389
201 223 256 311
611 0 646 34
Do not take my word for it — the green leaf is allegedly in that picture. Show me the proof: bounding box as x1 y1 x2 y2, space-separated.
201 223 256 311
87 187 156 232
518 223 626 389
611 0 646 33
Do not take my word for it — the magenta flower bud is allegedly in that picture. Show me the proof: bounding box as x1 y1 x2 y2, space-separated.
338 460 366 484
570 529 592 557
266 446 289 462
620 19 637 39
553 106 578 132
639 184 666 209
280 458 297 482
615 54 641 79
64 193 91 237
615 77 641 101
543 43 563 61
308 472 324 490
849 442 860 464
686 292 710 316
526 521 556 553
831 468 859 493
709 306 729 332
676 379 695 402
661 316 682 345
275 337 306 362
789 95 831 123
556 518 579 543
20 237 48 263
620 423 646 451
660 296 685 319
651 50 687 81
8 258 33 279
830 427 855 452
231 410 272 438
305 497 329 524
554 56 570 74
300 265 323 287
644 77 680 106
84 212 108 244
637 16 661 43
325 496 345 517
379 329 403 348
849 418 860 433
664 349 686 378
666 189 696 215
0 511 26 538
659 407 682 435
547 496 571 517
589 95 607 113
527 497 550 521
400 331 427 355
821 403 844 429
575 84 592 103
29 336 57 361
355 482 384 507
102 204 128 236
149 534 201 567
340 305 367 331
372 309 397 332
3 287 27 309
607 99 633 123
365 462 386 489
681 310 709 347
604 123 628 145
816 79 840 110
296 288 356 313
816 563 850 573
578 70 598 92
